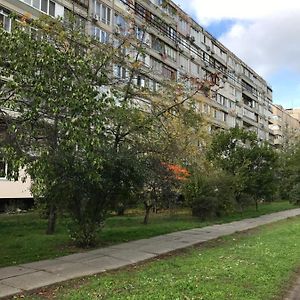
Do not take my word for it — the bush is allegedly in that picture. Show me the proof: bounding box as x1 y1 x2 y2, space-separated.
289 182 300 206
184 172 235 220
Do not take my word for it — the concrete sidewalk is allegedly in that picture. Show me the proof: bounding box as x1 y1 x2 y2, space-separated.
1 208 300 299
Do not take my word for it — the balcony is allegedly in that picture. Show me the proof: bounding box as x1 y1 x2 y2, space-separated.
241 81 258 99
72 0 89 8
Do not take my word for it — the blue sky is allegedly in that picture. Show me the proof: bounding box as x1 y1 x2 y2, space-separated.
172 0 300 108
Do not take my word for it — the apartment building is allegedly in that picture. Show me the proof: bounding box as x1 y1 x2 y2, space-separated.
269 104 300 147
286 108 300 122
0 0 274 202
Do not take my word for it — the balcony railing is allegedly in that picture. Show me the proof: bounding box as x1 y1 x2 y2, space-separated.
73 0 89 8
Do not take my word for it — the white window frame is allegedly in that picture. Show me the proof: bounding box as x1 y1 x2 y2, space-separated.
21 0 56 17
0 8 11 32
92 26 110 43
93 1 111 25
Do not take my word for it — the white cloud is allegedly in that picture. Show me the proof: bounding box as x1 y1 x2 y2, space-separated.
173 0 300 79
219 11 300 77
174 0 300 25
173 0 300 107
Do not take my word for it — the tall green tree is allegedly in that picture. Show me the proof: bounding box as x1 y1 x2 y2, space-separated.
279 139 300 204
207 128 278 210
0 16 210 245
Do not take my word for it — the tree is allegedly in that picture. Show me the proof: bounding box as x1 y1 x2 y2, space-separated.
280 139 300 204
0 16 211 245
207 128 278 211
0 17 140 242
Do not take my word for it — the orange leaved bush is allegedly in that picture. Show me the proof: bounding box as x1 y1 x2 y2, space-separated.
162 162 190 181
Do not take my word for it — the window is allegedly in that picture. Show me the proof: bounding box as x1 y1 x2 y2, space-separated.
190 27 201 46
178 18 188 33
216 94 226 106
92 26 110 43
226 115 236 127
93 1 111 25
179 54 189 71
243 108 256 121
219 49 226 60
49 0 55 16
162 64 176 80
64 8 86 31
229 85 235 95
151 58 176 79
101 4 111 25
155 0 164 5
136 26 145 41
114 65 127 79
149 79 158 91
139 53 150 67
163 3 176 16
21 0 56 17
151 35 163 52
191 61 200 76
202 103 210 114
0 7 11 32
165 44 176 61
151 57 162 73
167 26 177 41
115 14 126 33
135 2 146 18
215 110 225 122
135 75 147 88
228 100 236 109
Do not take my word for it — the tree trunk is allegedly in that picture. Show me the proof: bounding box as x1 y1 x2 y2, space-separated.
46 204 57 235
143 200 153 225
255 199 258 211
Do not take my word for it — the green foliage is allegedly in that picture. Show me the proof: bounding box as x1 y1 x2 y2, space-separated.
279 140 300 204
207 127 278 210
0 16 210 245
207 127 257 174
0 17 144 244
184 170 235 219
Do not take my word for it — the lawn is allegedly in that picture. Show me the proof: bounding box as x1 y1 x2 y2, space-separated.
25 216 300 300
0 201 295 267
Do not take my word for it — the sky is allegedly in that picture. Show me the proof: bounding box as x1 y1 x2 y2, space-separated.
172 0 300 109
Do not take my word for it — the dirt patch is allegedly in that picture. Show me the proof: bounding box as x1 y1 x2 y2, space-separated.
275 266 300 300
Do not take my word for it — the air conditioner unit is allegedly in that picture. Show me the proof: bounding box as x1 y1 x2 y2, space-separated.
92 14 100 22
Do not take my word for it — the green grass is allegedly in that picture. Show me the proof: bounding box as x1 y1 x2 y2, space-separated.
0 201 295 268
27 216 300 300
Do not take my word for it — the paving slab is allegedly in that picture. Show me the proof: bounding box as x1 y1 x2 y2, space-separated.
0 266 35 280
82 255 131 271
1 270 59 291
0 283 22 298
56 251 105 263
1 208 300 299
48 263 108 280
92 248 156 263
137 240 194 254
